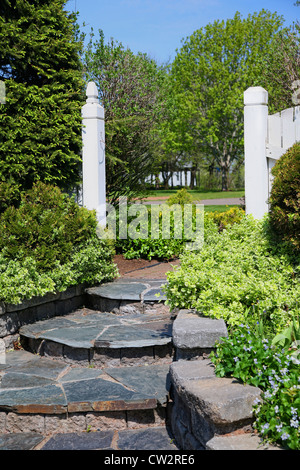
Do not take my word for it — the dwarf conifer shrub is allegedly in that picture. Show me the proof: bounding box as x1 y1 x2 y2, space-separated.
0 182 118 304
269 142 300 251
0 181 21 214
0 182 99 270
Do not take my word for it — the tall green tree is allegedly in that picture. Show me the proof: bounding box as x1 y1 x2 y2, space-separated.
84 30 167 203
167 10 284 190
0 0 84 193
261 23 300 113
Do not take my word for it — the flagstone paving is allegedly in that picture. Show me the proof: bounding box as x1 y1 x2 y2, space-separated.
0 426 179 450
0 350 171 414
19 308 173 361
0 277 179 450
0 348 176 450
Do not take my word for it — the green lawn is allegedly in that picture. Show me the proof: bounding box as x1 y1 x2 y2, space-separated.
145 189 244 200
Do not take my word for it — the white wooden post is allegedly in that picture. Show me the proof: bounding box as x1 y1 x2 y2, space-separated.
82 82 106 226
244 86 269 219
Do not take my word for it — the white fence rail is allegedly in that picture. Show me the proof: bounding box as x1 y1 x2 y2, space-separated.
244 86 300 219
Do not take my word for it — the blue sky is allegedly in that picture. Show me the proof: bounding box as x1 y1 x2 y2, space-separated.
66 0 299 64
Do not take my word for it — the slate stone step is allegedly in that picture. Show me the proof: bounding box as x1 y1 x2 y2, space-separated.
0 350 172 436
0 350 170 415
85 279 167 314
0 426 179 451
19 308 174 367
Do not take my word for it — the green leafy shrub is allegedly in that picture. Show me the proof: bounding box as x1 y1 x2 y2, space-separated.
0 182 98 270
166 188 193 206
0 182 118 304
269 142 300 251
164 216 299 332
210 324 300 450
115 203 213 260
206 206 245 231
0 238 117 305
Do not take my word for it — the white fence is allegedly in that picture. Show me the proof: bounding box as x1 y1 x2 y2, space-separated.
244 86 300 219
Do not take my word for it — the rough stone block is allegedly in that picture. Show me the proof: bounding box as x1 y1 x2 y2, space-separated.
170 359 216 389
86 411 127 431
0 313 20 337
170 357 262 448
175 376 262 448
45 413 86 434
6 412 45 434
172 310 228 351
92 348 121 368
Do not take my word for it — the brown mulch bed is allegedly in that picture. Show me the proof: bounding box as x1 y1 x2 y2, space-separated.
114 254 180 279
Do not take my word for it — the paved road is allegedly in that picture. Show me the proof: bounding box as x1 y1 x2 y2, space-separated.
198 198 242 205
140 198 242 206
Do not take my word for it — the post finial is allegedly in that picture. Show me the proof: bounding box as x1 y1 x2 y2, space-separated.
86 82 99 104
244 86 268 106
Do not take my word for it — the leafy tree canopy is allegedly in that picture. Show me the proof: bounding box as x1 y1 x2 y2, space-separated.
83 29 168 204
166 10 285 190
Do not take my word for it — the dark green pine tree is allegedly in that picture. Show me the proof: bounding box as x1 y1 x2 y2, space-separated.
0 0 85 194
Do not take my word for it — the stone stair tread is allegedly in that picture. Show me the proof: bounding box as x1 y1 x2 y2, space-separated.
2 426 178 450
86 282 148 301
0 282 271 450
86 279 167 302
0 350 170 414
19 309 173 350
104 363 170 405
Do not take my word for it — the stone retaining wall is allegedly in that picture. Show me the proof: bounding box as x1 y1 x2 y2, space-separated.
0 286 86 347
170 309 281 451
170 359 261 449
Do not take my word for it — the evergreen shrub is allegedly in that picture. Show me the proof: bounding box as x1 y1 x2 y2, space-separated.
269 142 300 251
0 182 117 304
